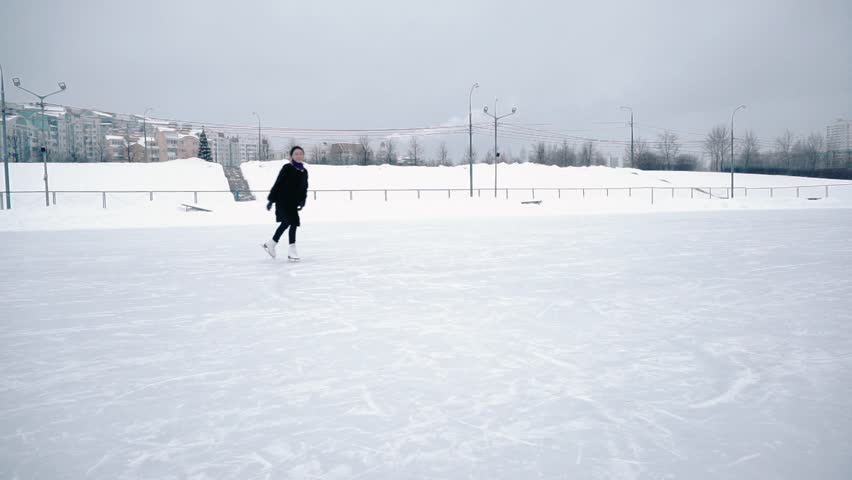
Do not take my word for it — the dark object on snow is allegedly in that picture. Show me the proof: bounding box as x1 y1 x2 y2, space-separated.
181 204 212 212
268 162 309 226
521 200 543 205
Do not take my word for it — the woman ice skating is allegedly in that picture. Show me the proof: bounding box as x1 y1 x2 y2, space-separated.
263 146 309 261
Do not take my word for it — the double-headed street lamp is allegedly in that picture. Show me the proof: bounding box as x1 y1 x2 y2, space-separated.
483 98 517 197
13 77 67 207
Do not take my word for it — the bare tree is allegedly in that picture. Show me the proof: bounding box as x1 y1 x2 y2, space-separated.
740 130 760 171
95 136 111 162
775 130 795 172
705 124 729 172
384 138 397 164
531 141 547 164
804 132 825 174
309 144 323 164
656 130 681 170
580 141 596 166
407 136 422 166
358 135 372 165
437 142 449 166
463 146 477 165
624 138 651 169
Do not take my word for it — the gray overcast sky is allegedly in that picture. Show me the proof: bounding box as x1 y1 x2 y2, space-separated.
3 0 851 156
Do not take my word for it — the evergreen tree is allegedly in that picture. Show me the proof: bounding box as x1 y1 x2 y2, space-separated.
198 129 213 161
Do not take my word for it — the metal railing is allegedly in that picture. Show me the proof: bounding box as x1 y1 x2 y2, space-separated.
2 183 851 210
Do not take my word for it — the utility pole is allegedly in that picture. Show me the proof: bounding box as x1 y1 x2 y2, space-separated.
468 82 478 197
13 78 67 207
730 105 746 198
620 106 633 168
482 98 517 198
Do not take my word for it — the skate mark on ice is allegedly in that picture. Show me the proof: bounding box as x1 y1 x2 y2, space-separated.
689 368 759 409
95 369 237 414
726 452 761 467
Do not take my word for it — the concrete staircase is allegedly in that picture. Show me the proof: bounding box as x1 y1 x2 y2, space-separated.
223 166 256 202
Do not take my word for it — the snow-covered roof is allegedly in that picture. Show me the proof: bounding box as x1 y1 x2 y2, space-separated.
105 135 126 141
92 111 113 118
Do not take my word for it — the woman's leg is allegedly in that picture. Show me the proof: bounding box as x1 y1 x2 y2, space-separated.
288 225 298 245
273 222 289 243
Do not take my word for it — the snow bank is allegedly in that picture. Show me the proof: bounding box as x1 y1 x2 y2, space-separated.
0 158 229 191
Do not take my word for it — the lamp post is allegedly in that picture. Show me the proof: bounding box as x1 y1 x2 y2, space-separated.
1 64 10 209
13 77 67 207
142 108 153 163
730 104 746 198
483 98 517 197
468 82 478 197
252 112 262 161
619 106 633 168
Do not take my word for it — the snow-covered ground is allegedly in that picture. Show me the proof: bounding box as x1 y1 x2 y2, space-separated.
3 160 852 232
2 210 852 479
0 159 233 211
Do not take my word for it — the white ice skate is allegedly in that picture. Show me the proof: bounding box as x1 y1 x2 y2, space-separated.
262 240 277 259
287 243 300 262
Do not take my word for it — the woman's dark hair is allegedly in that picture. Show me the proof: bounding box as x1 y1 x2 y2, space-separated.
290 145 304 157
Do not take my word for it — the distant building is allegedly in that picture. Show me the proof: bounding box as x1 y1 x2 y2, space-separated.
826 118 851 153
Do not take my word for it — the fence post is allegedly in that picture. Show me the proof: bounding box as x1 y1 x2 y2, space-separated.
558 189 561 199
385 190 388 202
629 188 632 197
314 191 317 201
477 189 480 197
350 191 353 201
671 187 674 198
582 188 586 199
150 191 153 201
506 189 509 199
448 189 451 199
797 187 800 198
745 187 748 198
532 188 535 199
691 188 694 199
418 190 421 199
825 185 829 198
0 193 4 210
102 192 107 209
770 188 773 198
651 188 655 205
194 191 198 203
606 188 609 197
52 191 57 205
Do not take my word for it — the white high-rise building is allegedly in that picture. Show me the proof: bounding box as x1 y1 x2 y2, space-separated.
826 118 851 153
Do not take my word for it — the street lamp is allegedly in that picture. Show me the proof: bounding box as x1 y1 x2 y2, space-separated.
468 82 478 197
142 107 153 163
252 112 262 161
619 106 634 169
482 98 517 197
12 78 67 207
730 104 746 198
1 64 10 209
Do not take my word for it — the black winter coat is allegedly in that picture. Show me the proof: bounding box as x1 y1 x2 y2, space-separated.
268 163 309 225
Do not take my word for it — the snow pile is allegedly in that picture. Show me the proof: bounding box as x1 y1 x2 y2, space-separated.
2 161 851 232
1 158 229 191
